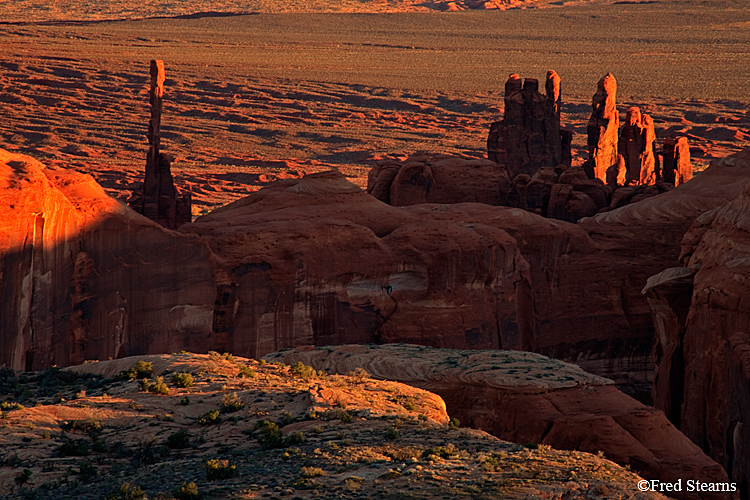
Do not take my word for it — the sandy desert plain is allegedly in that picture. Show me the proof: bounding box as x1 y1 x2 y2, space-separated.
1 0 750 498
1 0 749 213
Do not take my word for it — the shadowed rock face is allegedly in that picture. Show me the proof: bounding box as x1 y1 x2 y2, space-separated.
487 72 571 178
0 149 216 371
367 153 510 206
267 344 731 499
185 170 537 357
646 148 750 494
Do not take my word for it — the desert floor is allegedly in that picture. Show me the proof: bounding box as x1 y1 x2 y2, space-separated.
1 0 749 214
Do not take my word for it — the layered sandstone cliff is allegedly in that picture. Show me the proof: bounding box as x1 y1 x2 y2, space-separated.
0 149 215 371
645 148 750 496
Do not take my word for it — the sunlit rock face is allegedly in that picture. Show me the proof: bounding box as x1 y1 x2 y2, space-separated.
0 149 216 370
646 148 750 494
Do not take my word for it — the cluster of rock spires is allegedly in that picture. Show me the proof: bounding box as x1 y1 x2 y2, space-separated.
127 60 191 229
583 72 692 188
370 71 693 224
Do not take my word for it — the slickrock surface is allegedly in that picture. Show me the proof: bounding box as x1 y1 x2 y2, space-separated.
0 353 667 500
0 149 216 371
645 148 750 495
267 344 731 499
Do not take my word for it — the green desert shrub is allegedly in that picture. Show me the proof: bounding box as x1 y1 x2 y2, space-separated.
197 410 221 425
105 483 148 500
174 481 201 500
221 392 244 412
166 430 191 449
171 372 194 388
205 459 236 480
57 438 90 456
289 362 317 380
117 361 153 381
237 365 256 378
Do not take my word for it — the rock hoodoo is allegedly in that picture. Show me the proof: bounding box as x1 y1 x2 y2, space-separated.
268 344 731 499
619 106 657 185
662 135 693 186
128 59 191 229
487 71 572 178
583 72 620 183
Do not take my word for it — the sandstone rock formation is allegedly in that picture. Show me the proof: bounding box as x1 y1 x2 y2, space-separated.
367 154 510 206
268 344 730 499
0 149 215 371
128 60 191 229
584 73 620 183
645 148 750 496
487 72 571 177
574 147 750 399
184 169 535 357
662 136 693 186
619 107 657 185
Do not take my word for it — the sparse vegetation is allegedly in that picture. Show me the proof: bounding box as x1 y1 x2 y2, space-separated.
205 458 236 480
166 430 191 449
117 361 153 381
174 481 201 500
171 372 194 388
197 410 221 426
237 365 256 378
300 466 326 478
221 392 244 412
448 417 460 430
0 352 653 499
289 361 317 380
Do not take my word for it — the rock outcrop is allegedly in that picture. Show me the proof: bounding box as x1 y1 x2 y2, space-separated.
584 73 620 183
619 107 657 185
367 154 510 206
267 344 731 499
184 170 541 357
0 353 669 500
0 149 215 371
128 60 191 229
487 71 572 178
662 136 693 186
645 148 750 495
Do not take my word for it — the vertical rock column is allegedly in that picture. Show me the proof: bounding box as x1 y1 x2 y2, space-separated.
662 136 693 186
129 60 192 228
487 71 571 178
584 73 619 184
619 107 657 185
